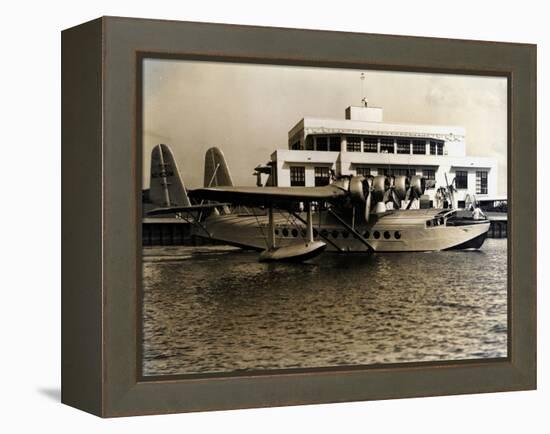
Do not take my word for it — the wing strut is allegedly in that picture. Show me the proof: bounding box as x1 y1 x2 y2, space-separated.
267 205 276 249
327 207 374 253
306 202 314 244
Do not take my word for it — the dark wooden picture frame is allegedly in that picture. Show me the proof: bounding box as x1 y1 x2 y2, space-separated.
62 16 536 417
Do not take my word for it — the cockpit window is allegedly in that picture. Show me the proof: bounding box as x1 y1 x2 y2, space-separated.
426 216 447 227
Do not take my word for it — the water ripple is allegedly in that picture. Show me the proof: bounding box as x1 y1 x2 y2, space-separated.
142 239 508 376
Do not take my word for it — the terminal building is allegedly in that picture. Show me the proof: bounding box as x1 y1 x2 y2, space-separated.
269 105 499 208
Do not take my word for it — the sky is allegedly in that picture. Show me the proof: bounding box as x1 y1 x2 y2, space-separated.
142 59 507 194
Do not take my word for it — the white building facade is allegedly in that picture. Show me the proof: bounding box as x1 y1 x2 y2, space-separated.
270 106 498 208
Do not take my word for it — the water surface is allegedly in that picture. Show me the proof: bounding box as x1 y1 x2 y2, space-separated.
142 240 507 376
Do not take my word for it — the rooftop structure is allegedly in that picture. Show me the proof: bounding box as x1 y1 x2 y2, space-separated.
270 105 498 208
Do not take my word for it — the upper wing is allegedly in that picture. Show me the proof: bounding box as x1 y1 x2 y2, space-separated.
188 184 347 206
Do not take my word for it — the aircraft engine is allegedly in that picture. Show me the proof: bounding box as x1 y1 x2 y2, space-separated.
385 175 410 209
348 175 367 204
409 175 426 197
347 174 427 221
348 175 376 222
371 175 389 203
393 175 409 201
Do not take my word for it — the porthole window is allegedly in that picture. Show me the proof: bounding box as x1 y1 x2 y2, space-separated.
342 231 349 238
274 229 280 236
321 229 328 237
331 230 339 239
291 229 298 237
373 231 380 239
383 231 391 239
363 230 370 238
426 221 432 227
282 228 289 237
394 231 401 239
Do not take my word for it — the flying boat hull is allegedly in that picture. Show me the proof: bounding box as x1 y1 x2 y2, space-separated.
196 209 490 253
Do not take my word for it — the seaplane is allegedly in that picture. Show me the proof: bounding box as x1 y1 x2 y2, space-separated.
145 144 490 262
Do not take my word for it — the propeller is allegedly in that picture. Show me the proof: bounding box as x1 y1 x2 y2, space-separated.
347 175 370 222
382 175 409 210
363 175 391 221
363 177 372 222
405 175 425 209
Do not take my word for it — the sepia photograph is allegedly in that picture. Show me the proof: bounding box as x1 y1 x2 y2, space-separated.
140 58 508 378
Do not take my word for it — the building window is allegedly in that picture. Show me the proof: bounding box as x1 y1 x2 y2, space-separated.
412 140 426 154
305 136 314 150
423 168 435 180
316 137 328 151
430 139 444 155
314 167 331 186
356 166 370 177
455 170 468 189
379 167 416 177
363 136 378 153
346 136 361 152
378 167 416 177
476 170 488 194
396 139 411 154
395 168 416 176
380 137 394 153
290 166 306 186
329 136 341 152
291 141 301 150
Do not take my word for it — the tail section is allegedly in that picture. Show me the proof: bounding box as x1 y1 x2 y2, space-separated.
204 147 233 187
150 144 191 207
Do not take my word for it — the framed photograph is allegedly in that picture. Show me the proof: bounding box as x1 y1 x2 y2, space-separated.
62 16 536 417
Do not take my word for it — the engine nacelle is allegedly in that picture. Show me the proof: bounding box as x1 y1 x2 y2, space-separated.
348 175 367 204
372 175 390 203
410 175 426 197
393 175 410 201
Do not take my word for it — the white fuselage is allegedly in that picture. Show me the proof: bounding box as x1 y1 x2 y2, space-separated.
195 208 490 253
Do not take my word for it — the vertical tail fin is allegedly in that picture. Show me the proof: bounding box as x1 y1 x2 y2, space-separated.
204 147 233 187
149 144 191 207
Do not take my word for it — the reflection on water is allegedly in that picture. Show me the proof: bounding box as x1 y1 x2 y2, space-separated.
142 240 507 376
